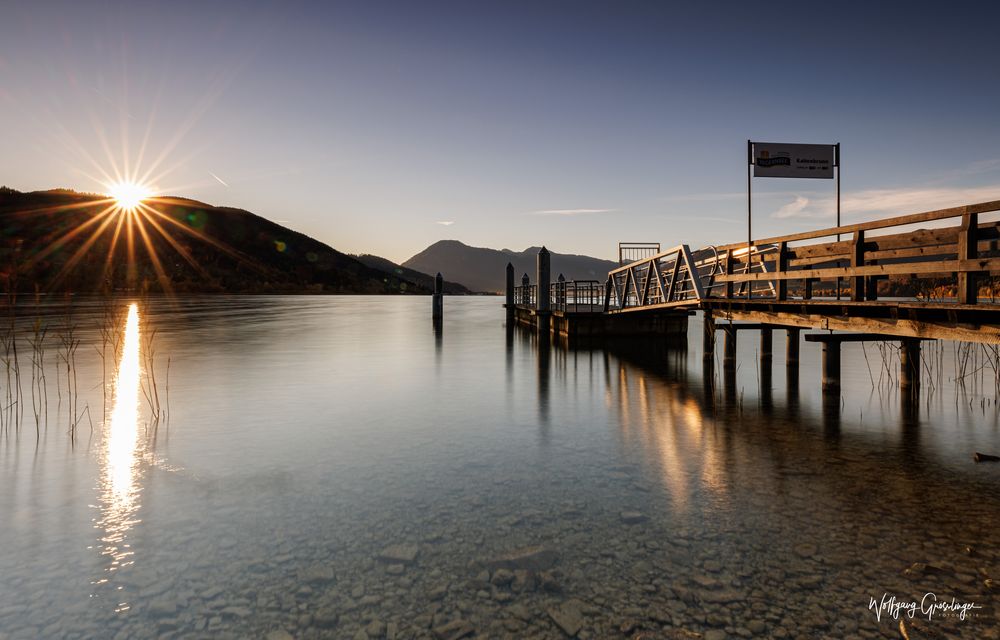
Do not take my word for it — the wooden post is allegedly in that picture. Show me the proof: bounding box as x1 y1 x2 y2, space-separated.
521 273 530 306
803 278 813 300
760 325 772 364
786 328 800 369
776 242 788 301
536 247 550 334
851 230 865 302
723 325 737 368
537 247 551 312
866 274 879 301
900 338 921 396
703 309 716 361
432 272 444 322
505 263 515 322
822 341 841 392
724 250 734 299
957 211 979 305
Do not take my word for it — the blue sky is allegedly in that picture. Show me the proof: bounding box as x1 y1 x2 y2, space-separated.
2 1 999 262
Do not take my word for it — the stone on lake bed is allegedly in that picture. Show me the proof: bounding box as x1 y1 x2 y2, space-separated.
266 631 294 640
313 607 339 628
377 544 420 565
486 545 557 571
432 619 475 640
547 598 586 637
620 511 648 524
147 598 177 617
298 564 335 584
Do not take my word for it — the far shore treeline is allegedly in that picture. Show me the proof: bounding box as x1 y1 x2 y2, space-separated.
0 187 468 295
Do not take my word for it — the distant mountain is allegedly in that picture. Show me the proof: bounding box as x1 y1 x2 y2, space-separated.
402 239 618 293
0 187 430 294
352 254 470 294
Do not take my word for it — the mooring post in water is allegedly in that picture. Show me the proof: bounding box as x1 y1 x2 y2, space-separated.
723 325 737 368
703 309 716 361
432 272 443 322
900 338 921 396
536 247 550 334
505 262 515 323
521 273 530 305
822 341 841 392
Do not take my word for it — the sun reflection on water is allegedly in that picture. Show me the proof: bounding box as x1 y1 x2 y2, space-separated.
93 302 144 610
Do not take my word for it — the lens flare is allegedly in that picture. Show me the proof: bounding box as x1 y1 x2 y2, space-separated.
108 181 152 212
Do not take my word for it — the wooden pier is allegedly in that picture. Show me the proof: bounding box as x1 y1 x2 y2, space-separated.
506 200 1000 397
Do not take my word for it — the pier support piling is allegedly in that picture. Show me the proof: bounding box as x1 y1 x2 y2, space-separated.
723 325 737 368
900 338 921 396
822 341 841 393
786 328 800 369
703 310 716 361
760 326 772 364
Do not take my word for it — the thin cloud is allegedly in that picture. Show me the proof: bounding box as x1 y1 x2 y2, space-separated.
209 171 229 187
436 220 455 226
530 208 616 216
773 196 811 218
770 185 1000 220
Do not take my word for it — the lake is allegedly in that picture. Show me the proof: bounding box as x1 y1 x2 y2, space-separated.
1 296 998 639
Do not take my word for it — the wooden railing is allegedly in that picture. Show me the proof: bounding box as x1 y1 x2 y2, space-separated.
707 200 1000 304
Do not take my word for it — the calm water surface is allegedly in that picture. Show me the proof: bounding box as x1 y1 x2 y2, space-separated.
1 296 999 639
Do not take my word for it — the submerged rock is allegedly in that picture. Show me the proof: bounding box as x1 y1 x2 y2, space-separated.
620 511 648 525
377 544 420 565
486 545 557 571
547 599 586 637
432 619 475 640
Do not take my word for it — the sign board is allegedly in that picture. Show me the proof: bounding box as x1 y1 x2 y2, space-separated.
752 142 835 179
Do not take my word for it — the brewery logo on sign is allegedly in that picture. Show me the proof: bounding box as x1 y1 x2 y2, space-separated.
757 150 791 168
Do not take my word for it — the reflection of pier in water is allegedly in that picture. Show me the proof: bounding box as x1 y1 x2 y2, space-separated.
509 321 1000 523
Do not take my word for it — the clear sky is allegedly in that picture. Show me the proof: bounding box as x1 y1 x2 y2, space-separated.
2 1 999 263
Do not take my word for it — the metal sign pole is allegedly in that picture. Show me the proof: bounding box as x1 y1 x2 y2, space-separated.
836 142 841 300
747 139 753 299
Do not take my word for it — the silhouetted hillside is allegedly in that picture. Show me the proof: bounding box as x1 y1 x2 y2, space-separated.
0 187 430 294
402 240 618 292
352 254 470 294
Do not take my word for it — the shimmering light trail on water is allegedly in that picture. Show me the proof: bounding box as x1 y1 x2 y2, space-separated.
94 303 143 610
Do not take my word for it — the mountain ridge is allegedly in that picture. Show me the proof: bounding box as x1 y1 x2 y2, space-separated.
0 187 436 295
402 239 618 293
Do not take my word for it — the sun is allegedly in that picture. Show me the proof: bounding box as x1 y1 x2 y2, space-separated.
107 181 152 212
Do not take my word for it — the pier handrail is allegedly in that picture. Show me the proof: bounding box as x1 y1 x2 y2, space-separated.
715 200 1000 250
707 199 1000 304
550 280 603 313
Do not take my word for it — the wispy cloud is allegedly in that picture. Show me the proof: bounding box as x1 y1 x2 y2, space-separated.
771 185 1000 220
209 171 229 187
530 208 616 216
435 220 455 226
773 196 811 218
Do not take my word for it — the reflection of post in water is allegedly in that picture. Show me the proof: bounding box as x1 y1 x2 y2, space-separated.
822 393 841 442
505 323 514 388
759 327 773 412
899 391 921 462
786 328 800 409
433 315 443 364
537 331 551 442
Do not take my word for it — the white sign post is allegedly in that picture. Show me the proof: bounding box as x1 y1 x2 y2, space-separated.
746 140 841 298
